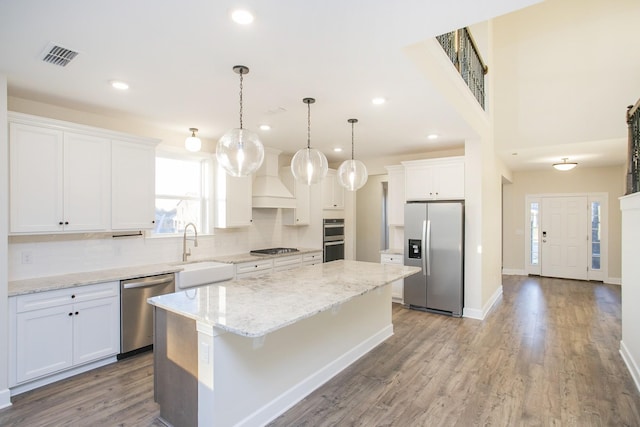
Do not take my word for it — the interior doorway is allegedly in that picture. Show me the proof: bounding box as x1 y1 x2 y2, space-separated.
525 193 607 281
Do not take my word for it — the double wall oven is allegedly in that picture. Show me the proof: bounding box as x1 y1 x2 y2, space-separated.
323 219 345 262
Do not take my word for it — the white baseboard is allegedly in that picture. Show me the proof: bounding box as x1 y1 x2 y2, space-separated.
620 340 640 394
502 269 526 276
239 325 394 427
0 388 11 410
606 277 621 285
463 285 503 320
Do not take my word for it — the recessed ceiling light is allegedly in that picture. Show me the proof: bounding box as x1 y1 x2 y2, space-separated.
110 80 129 90
231 9 254 25
427 134 439 140
333 148 343 152
259 124 271 131
372 97 386 105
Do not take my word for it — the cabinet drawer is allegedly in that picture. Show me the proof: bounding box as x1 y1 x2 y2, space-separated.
273 255 302 268
16 281 119 313
236 259 273 275
381 254 403 264
303 252 323 263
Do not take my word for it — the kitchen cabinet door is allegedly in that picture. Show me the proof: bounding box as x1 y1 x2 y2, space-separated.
16 305 73 383
403 157 464 201
381 253 404 303
215 163 253 228
302 251 323 266
385 165 405 226
73 296 120 365
63 132 111 232
281 167 310 225
9 123 64 233
322 169 345 210
112 140 156 230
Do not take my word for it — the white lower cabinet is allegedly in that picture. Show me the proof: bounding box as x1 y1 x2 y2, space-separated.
273 255 302 272
235 251 324 278
10 281 120 388
235 259 274 279
302 251 323 266
381 253 404 303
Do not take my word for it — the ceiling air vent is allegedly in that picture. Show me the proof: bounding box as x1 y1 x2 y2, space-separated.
41 43 79 67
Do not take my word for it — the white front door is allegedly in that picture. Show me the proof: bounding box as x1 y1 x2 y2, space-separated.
541 196 588 280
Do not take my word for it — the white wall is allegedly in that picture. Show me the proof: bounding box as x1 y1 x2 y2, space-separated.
620 193 640 393
0 75 11 408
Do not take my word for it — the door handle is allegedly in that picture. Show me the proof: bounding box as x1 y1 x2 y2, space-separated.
426 219 431 276
421 220 427 276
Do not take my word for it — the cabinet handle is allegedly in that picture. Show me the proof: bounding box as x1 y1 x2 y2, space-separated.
64 221 69 225
59 221 64 225
71 294 76 299
75 311 79 315
152 220 155 224
68 312 73 316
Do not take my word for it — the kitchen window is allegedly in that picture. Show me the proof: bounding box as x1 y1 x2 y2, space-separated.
154 152 212 235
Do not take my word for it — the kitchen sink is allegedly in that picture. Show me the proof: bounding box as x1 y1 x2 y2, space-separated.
176 261 234 289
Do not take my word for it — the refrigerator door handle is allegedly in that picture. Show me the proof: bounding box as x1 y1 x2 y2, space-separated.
426 219 432 276
422 220 427 276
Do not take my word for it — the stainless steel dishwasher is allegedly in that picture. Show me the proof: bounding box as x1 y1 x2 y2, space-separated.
119 273 175 358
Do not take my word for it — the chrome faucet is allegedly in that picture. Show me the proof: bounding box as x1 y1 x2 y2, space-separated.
182 222 198 262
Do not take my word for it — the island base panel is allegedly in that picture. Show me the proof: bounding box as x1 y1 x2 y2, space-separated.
196 284 393 426
154 308 198 427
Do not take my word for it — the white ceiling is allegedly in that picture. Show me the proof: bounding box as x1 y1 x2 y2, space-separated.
3 0 632 172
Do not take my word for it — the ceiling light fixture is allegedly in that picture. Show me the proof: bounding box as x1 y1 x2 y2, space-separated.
110 80 129 90
337 119 368 191
372 97 386 105
552 158 578 171
290 98 328 185
231 9 254 25
427 133 439 140
216 65 264 177
333 148 343 152
185 128 201 152
259 124 271 131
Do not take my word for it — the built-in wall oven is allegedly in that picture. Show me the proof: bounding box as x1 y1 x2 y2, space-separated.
323 218 345 262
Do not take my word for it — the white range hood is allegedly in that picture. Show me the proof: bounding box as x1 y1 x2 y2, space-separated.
252 147 296 209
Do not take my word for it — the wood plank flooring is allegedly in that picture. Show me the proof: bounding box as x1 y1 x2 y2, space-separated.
1 275 639 426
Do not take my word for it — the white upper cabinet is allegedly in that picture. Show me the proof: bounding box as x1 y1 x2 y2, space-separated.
280 167 310 226
214 161 252 228
9 113 159 234
402 157 464 201
322 169 345 210
10 122 110 233
111 140 156 230
385 165 405 226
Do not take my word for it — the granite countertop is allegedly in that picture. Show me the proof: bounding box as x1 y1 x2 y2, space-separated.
148 260 420 338
210 247 322 264
380 248 403 256
9 263 183 296
8 247 324 296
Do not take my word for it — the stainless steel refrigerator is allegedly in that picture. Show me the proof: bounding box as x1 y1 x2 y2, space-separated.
404 201 464 317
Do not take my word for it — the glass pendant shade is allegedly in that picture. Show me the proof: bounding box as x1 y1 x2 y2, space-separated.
337 159 368 191
291 147 328 185
185 128 201 152
552 158 577 171
216 128 264 177
216 65 264 177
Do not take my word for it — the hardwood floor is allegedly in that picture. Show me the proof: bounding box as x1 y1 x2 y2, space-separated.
1 275 639 426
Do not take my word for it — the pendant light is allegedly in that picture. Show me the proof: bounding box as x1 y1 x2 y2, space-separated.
290 97 328 185
552 157 578 171
216 65 264 177
337 119 368 191
185 128 201 152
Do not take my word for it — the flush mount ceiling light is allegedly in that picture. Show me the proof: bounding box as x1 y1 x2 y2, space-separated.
372 97 386 105
553 158 578 171
333 147 343 152
427 133 439 140
216 65 264 177
259 124 271 131
231 9 254 25
110 80 129 90
290 98 328 185
185 128 201 152
337 119 368 191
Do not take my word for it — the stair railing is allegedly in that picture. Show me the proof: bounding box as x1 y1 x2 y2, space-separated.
436 28 488 110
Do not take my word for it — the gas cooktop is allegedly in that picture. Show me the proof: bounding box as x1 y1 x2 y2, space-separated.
250 247 300 256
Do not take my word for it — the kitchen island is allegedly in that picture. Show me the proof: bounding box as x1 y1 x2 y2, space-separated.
147 260 419 427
